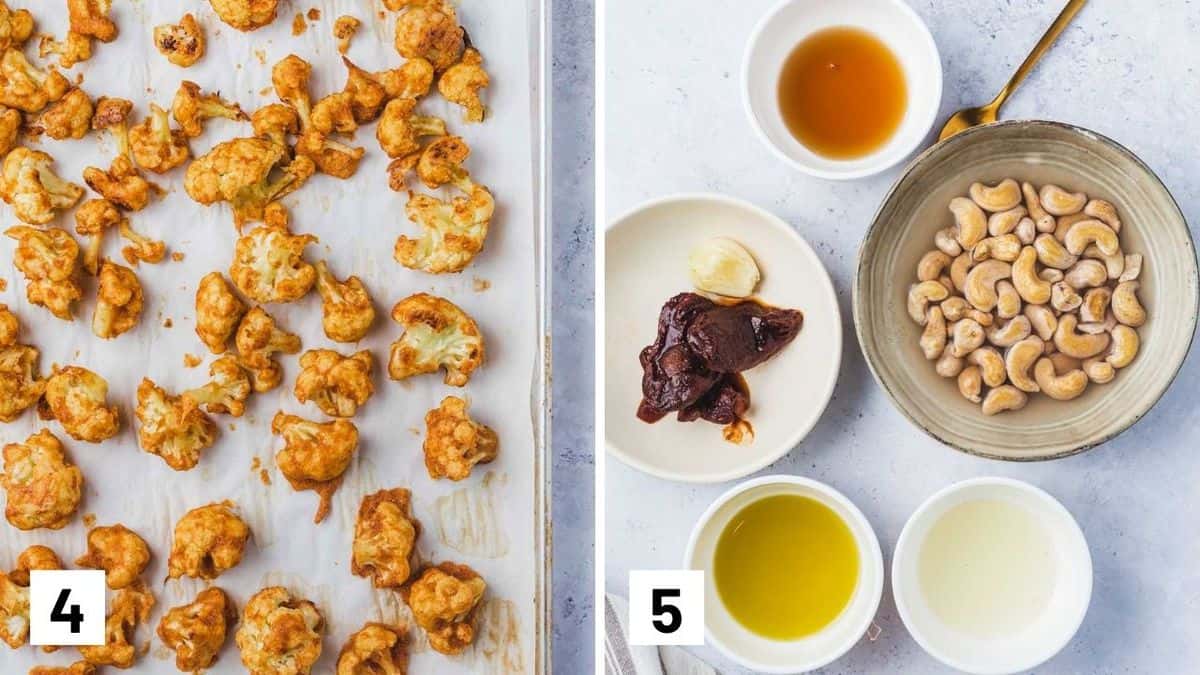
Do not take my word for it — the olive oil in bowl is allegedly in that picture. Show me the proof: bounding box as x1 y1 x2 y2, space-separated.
713 494 859 639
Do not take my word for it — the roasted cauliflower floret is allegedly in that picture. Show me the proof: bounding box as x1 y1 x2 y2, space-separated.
210 0 279 32
83 156 160 211
230 218 317 302
391 134 472 190
91 95 132 151
251 103 299 147
11 544 64 586
28 662 97 675
166 501 250 580
194 271 247 354
0 341 43 422
0 147 85 224
311 91 357 135
129 103 191 173
158 587 238 672
0 49 69 113
388 293 484 385
0 303 17 347
376 97 445 159
39 365 119 442
440 48 489 123
270 54 364 178
351 488 419 589
333 15 360 54
1 429 82 530
342 56 433 123
172 81 248 138
75 523 150 589
33 88 93 139
294 349 373 418
118 218 166 266
5 225 82 320
0 2 33 52
92 260 143 339
185 136 315 227
73 198 122 275
0 104 18 155
78 582 154 668
296 127 365 178
185 355 251 416
336 622 408 675
394 4 464 71
315 260 375 343
155 13 205 67
423 396 498 480
237 306 300 366
135 378 218 471
235 586 324 675
38 30 92 69
396 185 494 274
272 54 312 121
271 412 359 523
67 0 118 42
402 562 485 655
0 569 30 647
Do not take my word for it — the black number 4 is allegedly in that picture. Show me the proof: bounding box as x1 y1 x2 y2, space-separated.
651 588 682 634
51 588 84 634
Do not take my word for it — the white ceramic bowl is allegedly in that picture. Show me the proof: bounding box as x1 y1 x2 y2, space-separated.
743 0 942 180
684 475 884 673
892 477 1092 675
604 194 841 483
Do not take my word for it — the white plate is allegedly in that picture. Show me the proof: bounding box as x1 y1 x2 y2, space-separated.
604 193 841 483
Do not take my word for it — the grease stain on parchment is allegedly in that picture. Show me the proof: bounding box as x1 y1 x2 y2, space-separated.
434 471 509 559
471 597 526 674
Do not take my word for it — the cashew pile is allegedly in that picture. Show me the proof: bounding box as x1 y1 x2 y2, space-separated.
907 179 1146 415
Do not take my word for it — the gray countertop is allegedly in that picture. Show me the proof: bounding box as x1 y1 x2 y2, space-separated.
604 1 1200 672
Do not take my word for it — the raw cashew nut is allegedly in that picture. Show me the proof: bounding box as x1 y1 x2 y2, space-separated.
908 280 950 325
1048 352 1081 374
995 280 1022 319
1051 281 1083 313
1022 182 1056 233
1034 233 1078 270
966 346 1005 387
964 308 994 327
1080 287 1112 323
1083 244 1125 280
1034 357 1088 400
1084 198 1121 232
1111 280 1146 327
935 351 964 377
987 315 1032 348
982 385 1028 415
917 250 953 281
971 235 1021 262
958 366 982 403
1024 304 1057 341
950 253 974 292
1078 312 1116 335
920 307 947 360
1065 260 1107 289
950 197 987 249
1082 357 1116 383
1014 217 1037 244
1039 184 1087 216
1118 253 1142 282
963 259 1011 312
935 227 963 257
1005 336 1044 392
1012 247 1051 305
988 206 1027 237
1064 220 1119 256
950 318 986 357
1039 268 1064 284
1053 212 1091 242
969 179 1022 212
1107 324 1140 368
940 296 969 321
1054 314 1110 359
938 275 955 295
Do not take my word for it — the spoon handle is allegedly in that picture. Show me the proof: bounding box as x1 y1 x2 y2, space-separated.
989 0 1088 110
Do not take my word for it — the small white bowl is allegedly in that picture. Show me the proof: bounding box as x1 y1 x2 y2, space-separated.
684 476 884 673
742 0 942 180
892 477 1092 675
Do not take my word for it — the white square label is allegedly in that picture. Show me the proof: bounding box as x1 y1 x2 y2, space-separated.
628 570 704 646
29 570 106 646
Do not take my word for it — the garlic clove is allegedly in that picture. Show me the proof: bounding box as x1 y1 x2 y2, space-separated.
688 237 761 298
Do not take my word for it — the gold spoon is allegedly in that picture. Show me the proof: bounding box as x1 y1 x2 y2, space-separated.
939 0 1088 141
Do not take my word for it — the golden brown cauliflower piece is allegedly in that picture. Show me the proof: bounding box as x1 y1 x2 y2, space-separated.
422 396 498 480
0 2 34 51
341 56 433 124
158 586 238 672
1 429 83 530
12 544 65 585
195 271 247 354
236 306 301 376
67 0 118 41
28 663 97 675
210 0 279 32
0 342 43 422
83 156 161 211
235 586 324 675
294 349 374 418
91 95 131 151
296 128 365 179
251 103 299 148
73 198 122 275
75 523 151 589
38 31 92 70
271 412 359 523
315 260 375 343
33 88 93 139
185 355 252 416
78 582 154 668
440 48 489 123
166 501 250 580
394 4 464 71
186 136 315 227
135 378 217 471
395 184 494 274
172 80 248 138
351 488 419 590
92 260 143 339
402 562 485 655
389 134 472 190
0 302 17 347
0 49 69 113
333 15 360 54
5 226 82 320
388 293 484 386
129 103 191 173
376 97 445 159
0 147 85 224
270 54 364 178
336 622 408 675
117 218 166 266
0 569 31 647
272 54 312 118
311 91 357 135
0 104 19 155
154 13 205 67
39 365 119 442
230 218 318 303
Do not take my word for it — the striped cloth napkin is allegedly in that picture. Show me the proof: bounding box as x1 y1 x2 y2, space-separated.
605 594 720 675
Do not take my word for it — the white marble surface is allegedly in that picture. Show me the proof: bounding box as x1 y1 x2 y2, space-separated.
604 1 1200 673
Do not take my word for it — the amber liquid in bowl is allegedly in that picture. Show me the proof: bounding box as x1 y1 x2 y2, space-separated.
777 26 908 160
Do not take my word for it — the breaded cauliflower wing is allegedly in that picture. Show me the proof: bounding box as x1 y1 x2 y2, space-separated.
5 225 82 320
158 586 238 672
185 355 251 416
395 185 492 274
271 411 359 523
166 501 250 580
194 271 247 354
394 4 464 71
185 136 314 227
28 663 97 675
1 429 83 530
0 147 85 224
73 198 123 275
333 15 360 55
376 97 445 159
210 0 279 32
83 156 161 211
440 48 489 123
351 488 419 589
294 349 374 418
135 378 217 471
336 622 408 675
230 218 317 303
0 49 69 113
0 2 33 52
129 103 191 173
388 293 484 386
77 582 154 668
235 586 324 675
342 56 433 123
0 104 19 155
0 569 30 647
315 260 375 343
33 88 93 139
154 13 205 67
11 544 64 586
92 260 143 339
75 523 150 589
422 396 498 480
39 365 119 442
401 562 485 655
172 80 248 138
0 339 43 422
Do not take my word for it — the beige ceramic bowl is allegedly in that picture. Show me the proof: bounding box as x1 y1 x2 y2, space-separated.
855 120 1198 460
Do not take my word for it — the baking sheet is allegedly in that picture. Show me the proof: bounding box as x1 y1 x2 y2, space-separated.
1 0 547 672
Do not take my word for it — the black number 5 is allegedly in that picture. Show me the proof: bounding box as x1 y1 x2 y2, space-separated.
51 588 84 633
651 588 682 634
